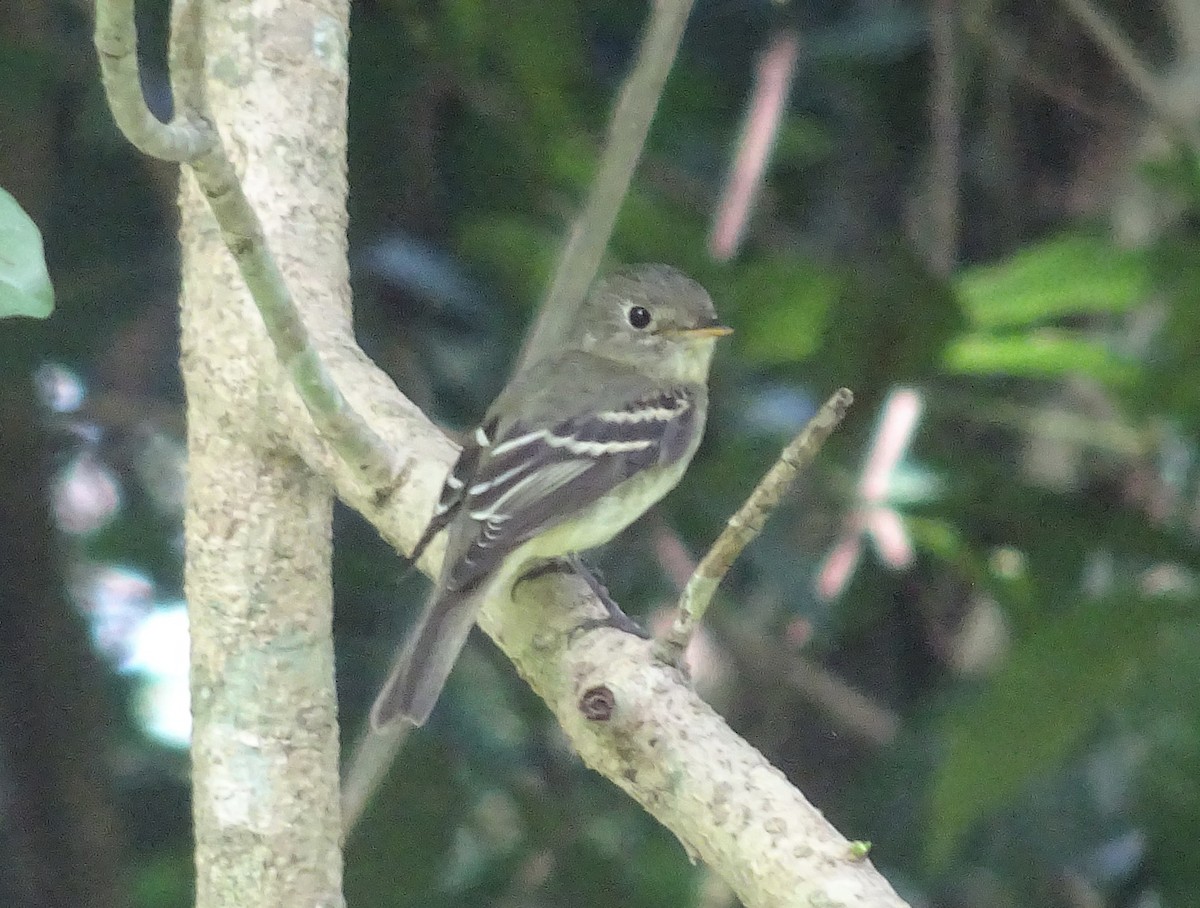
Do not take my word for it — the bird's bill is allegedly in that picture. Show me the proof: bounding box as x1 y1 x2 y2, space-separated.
671 324 733 339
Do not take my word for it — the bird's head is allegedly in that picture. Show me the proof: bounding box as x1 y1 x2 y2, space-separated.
569 264 731 383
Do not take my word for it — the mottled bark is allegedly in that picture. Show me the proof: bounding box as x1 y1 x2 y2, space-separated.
177 1 352 905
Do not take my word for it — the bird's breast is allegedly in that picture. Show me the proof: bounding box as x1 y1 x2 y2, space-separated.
518 457 692 562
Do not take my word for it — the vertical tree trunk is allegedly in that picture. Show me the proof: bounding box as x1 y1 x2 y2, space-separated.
178 1 352 905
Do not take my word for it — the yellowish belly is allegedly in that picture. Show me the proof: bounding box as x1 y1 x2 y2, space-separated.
517 457 691 563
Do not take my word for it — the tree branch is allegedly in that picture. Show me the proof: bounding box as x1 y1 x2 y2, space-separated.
927 0 961 276
659 389 854 664
94 0 909 902
92 0 213 160
320 389 905 906
94 0 398 486
185 144 400 484
1058 0 1200 148
482 569 905 908
514 0 697 371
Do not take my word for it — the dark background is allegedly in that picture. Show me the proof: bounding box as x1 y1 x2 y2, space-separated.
2 0 1199 906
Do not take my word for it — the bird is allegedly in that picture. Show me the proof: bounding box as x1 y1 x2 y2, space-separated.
370 263 731 728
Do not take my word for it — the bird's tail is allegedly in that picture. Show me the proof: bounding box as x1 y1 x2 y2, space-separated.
369 585 485 728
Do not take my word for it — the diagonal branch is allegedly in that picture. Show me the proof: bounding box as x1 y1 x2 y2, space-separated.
659 389 853 664
94 0 910 903
1164 0 1200 61
1058 0 1200 148
320 394 907 908
515 0 698 371
185 144 400 483
709 30 801 261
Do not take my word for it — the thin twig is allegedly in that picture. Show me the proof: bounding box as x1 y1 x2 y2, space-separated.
189 149 400 482
714 613 899 748
1057 0 1200 148
94 0 398 485
515 0 697 372
927 0 961 276
341 721 410 837
966 15 1127 130
1164 0 1200 62
659 388 853 663
653 525 899 747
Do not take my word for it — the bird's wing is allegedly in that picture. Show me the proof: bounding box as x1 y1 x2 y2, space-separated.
442 381 703 595
408 415 499 567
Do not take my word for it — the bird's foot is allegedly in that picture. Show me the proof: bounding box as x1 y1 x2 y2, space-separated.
514 555 648 639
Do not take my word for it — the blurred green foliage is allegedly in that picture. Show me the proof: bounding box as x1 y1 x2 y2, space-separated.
927 594 1167 869
2 1 1200 907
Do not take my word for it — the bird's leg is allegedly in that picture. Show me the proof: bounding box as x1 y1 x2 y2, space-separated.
513 555 648 639
570 554 649 638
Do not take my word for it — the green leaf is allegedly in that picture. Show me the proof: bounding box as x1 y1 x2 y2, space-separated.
907 517 972 565
956 233 1146 329
943 331 1140 387
926 595 1165 868
729 258 842 365
0 187 54 319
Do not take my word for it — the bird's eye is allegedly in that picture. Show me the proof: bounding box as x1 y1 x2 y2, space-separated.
628 306 652 329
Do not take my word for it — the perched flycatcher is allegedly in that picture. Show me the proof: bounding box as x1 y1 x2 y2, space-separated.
371 264 731 727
